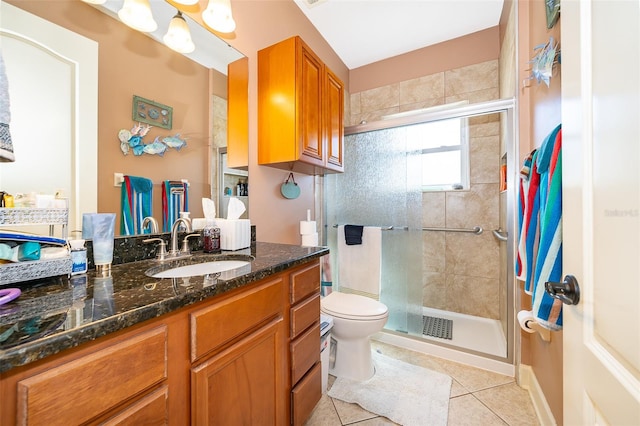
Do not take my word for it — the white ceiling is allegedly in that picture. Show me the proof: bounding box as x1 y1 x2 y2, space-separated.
292 0 505 69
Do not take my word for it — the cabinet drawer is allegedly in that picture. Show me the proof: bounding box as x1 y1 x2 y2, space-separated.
290 261 320 304
290 323 320 384
17 326 167 425
291 362 322 426
102 385 168 426
191 277 284 362
291 293 320 338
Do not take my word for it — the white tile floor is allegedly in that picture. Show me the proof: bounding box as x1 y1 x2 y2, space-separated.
306 341 540 426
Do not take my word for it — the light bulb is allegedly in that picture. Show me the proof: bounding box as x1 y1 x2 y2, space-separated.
163 11 195 54
171 0 199 4
202 0 236 33
118 0 158 33
81 0 108 4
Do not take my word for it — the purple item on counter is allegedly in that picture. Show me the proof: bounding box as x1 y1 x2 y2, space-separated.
0 287 20 305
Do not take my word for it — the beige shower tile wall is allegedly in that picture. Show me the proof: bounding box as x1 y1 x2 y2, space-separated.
349 59 498 126
349 59 501 319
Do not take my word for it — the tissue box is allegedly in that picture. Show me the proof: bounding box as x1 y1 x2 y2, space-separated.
215 219 251 250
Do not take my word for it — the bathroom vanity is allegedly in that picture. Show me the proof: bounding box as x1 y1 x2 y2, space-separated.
0 242 327 425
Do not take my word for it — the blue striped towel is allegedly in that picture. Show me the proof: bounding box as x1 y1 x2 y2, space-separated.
120 175 153 235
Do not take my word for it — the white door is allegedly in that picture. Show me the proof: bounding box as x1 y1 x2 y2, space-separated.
561 1 640 425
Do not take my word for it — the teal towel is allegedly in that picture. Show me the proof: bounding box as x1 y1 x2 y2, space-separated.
17 242 40 261
120 175 153 235
0 243 16 261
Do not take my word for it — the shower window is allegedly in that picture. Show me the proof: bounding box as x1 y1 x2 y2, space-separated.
411 117 469 191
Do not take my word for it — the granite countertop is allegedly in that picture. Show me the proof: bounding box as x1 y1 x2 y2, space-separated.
0 242 329 374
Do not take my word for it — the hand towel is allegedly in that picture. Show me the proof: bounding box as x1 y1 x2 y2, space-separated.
344 224 364 245
162 180 189 232
120 175 153 235
337 225 382 300
0 51 15 162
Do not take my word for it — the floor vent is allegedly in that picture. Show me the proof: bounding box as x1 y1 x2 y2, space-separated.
422 316 453 340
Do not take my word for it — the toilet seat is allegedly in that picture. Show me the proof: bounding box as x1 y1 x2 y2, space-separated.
321 292 388 321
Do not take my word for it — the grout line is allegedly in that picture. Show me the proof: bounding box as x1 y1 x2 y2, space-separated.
470 386 514 426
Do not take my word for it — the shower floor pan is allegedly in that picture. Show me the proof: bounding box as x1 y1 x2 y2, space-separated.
421 307 506 358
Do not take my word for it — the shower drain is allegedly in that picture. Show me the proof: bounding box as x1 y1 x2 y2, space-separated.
422 316 453 340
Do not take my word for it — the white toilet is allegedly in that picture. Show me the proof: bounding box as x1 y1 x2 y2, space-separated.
321 291 389 381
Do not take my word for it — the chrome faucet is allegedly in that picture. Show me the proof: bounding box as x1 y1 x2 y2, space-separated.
142 216 159 234
170 217 192 256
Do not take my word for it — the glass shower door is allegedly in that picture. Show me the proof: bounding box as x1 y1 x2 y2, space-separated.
324 126 423 333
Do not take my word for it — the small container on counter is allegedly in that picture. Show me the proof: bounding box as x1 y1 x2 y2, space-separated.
69 239 88 275
202 220 221 254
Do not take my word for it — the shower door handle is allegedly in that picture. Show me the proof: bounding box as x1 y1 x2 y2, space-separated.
492 228 508 242
545 275 580 305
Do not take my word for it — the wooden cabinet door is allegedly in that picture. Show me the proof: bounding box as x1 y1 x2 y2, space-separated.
325 67 344 171
191 317 287 426
298 41 324 167
227 57 248 169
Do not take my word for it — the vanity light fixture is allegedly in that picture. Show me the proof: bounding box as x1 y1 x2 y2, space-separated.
118 0 158 33
163 11 195 54
202 0 236 33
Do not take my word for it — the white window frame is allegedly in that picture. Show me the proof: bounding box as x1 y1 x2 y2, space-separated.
420 117 470 192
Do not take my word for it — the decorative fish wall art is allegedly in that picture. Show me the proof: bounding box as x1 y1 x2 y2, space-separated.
118 123 187 157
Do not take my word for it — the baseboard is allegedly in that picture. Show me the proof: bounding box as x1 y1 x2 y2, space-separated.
518 364 557 426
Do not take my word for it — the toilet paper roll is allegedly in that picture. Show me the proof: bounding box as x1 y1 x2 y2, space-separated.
301 232 319 247
300 220 317 235
517 310 536 333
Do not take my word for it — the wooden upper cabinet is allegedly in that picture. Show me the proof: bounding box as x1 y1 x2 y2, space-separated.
258 36 344 175
227 57 249 169
325 67 344 172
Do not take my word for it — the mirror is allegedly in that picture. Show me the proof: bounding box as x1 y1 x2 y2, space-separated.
0 0 247 237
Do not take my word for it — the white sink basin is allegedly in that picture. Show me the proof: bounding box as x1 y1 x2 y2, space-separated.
150 260 250 279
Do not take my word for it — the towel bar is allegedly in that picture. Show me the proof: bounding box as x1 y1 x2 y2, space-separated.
332 224 407 231
331 225 483 234
422 226 483 235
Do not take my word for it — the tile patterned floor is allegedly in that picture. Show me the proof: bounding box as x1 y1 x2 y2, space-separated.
306 341 540 426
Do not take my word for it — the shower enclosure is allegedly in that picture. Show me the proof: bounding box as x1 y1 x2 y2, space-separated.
323 99 516 363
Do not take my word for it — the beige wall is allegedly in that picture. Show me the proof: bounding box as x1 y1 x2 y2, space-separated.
6 0 227 233
349 27 500 94
517 0 563 423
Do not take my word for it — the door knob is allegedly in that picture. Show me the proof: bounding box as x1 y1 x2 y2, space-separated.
545 275 580 305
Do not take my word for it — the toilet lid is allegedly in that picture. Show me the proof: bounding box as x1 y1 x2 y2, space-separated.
321 292 388 320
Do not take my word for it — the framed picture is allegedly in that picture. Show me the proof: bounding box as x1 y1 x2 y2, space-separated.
546 0 560 29
132 95 173 129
